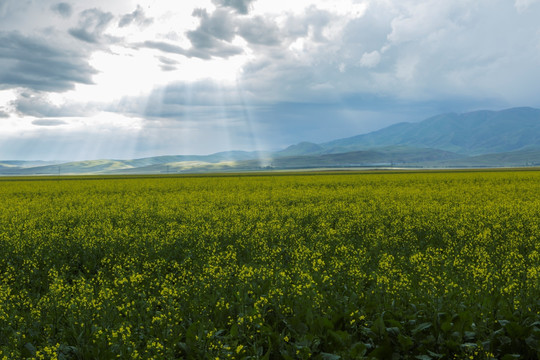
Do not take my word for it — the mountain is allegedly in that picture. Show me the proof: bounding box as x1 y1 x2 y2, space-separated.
1 107 540 175
276 142 325 156
321 107 540 155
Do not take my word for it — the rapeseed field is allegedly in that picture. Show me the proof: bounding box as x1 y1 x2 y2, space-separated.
1 171 539 359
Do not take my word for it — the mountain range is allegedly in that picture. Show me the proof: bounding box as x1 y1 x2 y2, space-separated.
1 107 540 175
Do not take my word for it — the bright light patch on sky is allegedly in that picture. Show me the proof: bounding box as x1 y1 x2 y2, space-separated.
1 0 540 160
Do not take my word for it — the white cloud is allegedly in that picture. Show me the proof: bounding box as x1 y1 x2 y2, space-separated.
514 0 540 12
359 50 381 68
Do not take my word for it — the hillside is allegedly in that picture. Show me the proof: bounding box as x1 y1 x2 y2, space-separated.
320 107 540 155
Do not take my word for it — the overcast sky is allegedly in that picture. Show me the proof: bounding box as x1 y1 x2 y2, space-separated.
1 0 540 160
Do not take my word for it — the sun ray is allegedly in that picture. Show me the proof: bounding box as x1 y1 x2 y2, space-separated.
236 81 272 167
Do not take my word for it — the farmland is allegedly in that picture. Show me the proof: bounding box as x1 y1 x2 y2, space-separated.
1 170 540 359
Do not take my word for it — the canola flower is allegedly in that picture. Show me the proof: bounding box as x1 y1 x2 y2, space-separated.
0 170 539 359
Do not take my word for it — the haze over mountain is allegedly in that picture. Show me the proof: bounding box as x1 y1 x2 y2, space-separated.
1 107 540 175
280 107 540 156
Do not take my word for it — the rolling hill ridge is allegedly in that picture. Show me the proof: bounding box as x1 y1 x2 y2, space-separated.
1 107 539 174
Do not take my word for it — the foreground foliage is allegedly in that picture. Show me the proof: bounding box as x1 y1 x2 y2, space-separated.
1 171 540 359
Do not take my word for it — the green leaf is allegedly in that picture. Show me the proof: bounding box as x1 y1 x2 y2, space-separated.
320 352 341 360
230 323 238 337
427 350 444 359
23 343 37 357
460 342 478 350
415 355 432 360
372 315 386 337
368 339 394 359
351 342 367 357
525 334 538 351
505 322 526 338
501 355 521 360
441 321 453 332
386 327 400 337
398 334 413 350
328 330 349 347
412 322 432 335
498 336 512 345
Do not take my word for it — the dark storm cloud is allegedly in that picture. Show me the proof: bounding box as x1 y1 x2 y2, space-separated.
69 8 114 44
51 2 72 18
119 5 153 28
0 31 97 92
0 110 9 118
212 0 256 14
31 119 67 126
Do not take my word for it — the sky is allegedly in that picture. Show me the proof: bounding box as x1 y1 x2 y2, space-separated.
1 0 540 160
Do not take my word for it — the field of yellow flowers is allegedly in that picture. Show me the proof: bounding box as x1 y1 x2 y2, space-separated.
1 170 540 359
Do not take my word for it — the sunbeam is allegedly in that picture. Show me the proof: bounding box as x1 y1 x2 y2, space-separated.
236 80 271 167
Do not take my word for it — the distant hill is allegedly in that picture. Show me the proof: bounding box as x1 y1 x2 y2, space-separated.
258 147 465 168
0 151 266 175
426 148 540 168
1 107 540 175
321 107 540 155
276 142 325 156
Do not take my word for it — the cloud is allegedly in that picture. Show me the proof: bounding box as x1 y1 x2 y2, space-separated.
514 0 540 12
0 109 9 118
137 7 244 60
51 2 72 18
187 8 236 48
190 8 236 43
212 0 256 14
142 41 187 55
157 56 179 72
0 31 97 92
69 8 114 44
119 5 153 28
182 8 243 58
141 8 244 60
238 16 280 45
140 40 239 60
359 50 381 68
12 91 97 117
32 119 68 126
